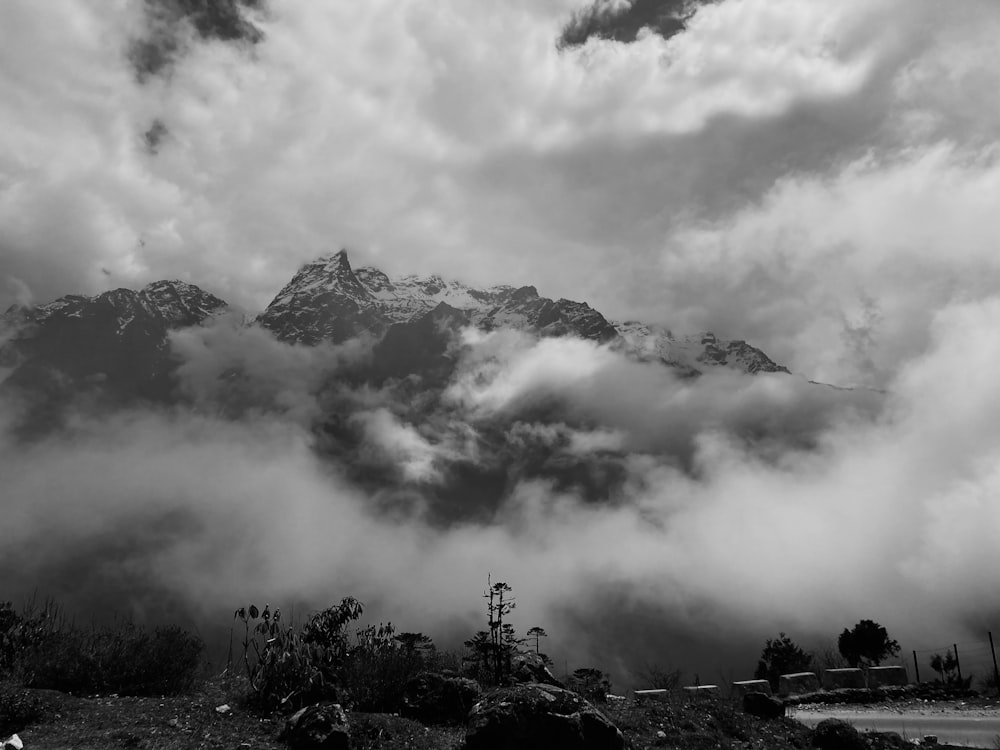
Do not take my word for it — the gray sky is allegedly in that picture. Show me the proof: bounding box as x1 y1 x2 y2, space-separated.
3 0 1000 386
5 1 1000 684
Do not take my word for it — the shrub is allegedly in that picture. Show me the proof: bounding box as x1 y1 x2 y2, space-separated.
0 683 45 736
237 598 367 712
340 625 437 712
0 603 22 674
929 649 971 689
19 622 202 696
754 632 812 691
568 667 611 702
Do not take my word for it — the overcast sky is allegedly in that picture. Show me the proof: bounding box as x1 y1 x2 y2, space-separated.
3 0 999 387
5 1 1000 683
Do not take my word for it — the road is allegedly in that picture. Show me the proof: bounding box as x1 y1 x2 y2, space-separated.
793 709 1000 748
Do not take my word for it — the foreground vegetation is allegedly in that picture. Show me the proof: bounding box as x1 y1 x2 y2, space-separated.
0 594 990 749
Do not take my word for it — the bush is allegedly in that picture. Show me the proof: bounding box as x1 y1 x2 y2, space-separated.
19 622 202 696
0 602 22 672
0 683 45 736
568 667 611 703
237 599 442 714
237 598 365 712
340 625 437 712
754 632 812 692
2 599 201 696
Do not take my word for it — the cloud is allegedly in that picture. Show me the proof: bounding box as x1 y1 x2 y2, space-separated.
3 0 1000 688
659 142 1000 385
3 0 996 386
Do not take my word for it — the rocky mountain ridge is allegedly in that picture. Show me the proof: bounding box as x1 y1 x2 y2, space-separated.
0 250 788 411
257 249 788 376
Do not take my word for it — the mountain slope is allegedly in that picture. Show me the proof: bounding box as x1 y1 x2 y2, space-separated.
0 281 228 413
258 250 786 376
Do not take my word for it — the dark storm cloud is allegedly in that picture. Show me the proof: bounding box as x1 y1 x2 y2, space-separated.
128 0 265 82
558 0 718 48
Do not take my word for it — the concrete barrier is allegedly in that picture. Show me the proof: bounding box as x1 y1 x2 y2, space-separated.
777 672 820 696
823 668 866 690
868 666 908 687
634 689 670 702
731 680 773 697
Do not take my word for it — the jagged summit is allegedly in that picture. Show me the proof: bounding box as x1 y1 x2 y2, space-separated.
11 280 228 333
0 279 229 412
258 249 385 344
615 321 788 376
3 250 790 396
258 249 788 376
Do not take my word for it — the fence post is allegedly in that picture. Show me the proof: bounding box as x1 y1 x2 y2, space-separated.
990 631 1000 695
954 643 963 684
913 650 920 684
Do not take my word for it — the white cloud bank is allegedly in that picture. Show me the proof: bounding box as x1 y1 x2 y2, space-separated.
3 0 1000 685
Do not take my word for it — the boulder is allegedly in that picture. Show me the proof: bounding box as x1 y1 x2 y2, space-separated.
280 702 350 750
778 672 821 697
812 718 867 750
823 669 866 690
868 666 908 688
742 692 785 719
732 680 772 697
509 652 564 687
401 672 480 726
465 682 625 750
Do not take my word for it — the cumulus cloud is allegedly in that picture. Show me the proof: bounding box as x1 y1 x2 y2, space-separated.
2 311 991 685
3 0 1000 687
1 0 996 385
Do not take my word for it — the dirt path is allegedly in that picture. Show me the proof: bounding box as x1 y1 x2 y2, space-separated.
792 704 1000 748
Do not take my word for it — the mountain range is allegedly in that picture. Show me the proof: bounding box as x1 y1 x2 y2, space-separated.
0 250 809 518
0 249 787 424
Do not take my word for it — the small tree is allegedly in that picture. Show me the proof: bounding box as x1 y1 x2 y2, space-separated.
526 626 548 655
838 619 900 667
483 576 517 684
930 650 960 684
462 631 493 683
754 632 813 691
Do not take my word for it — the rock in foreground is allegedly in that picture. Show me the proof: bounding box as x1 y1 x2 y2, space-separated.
465 682 624 750
401 672 480 726
280 702 350 750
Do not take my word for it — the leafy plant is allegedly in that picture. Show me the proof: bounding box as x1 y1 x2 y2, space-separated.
235 597 368 712
838 620 900 667
754 632 812 691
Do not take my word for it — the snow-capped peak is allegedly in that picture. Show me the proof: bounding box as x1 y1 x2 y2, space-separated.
256 249 790 375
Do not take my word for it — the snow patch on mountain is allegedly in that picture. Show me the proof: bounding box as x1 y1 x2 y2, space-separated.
258 249 790 377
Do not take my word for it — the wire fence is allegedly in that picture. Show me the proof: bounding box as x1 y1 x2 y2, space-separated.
907 634 1000 688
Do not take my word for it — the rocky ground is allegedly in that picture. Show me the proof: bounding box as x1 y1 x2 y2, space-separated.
5 677 997 750
0 677 807 750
